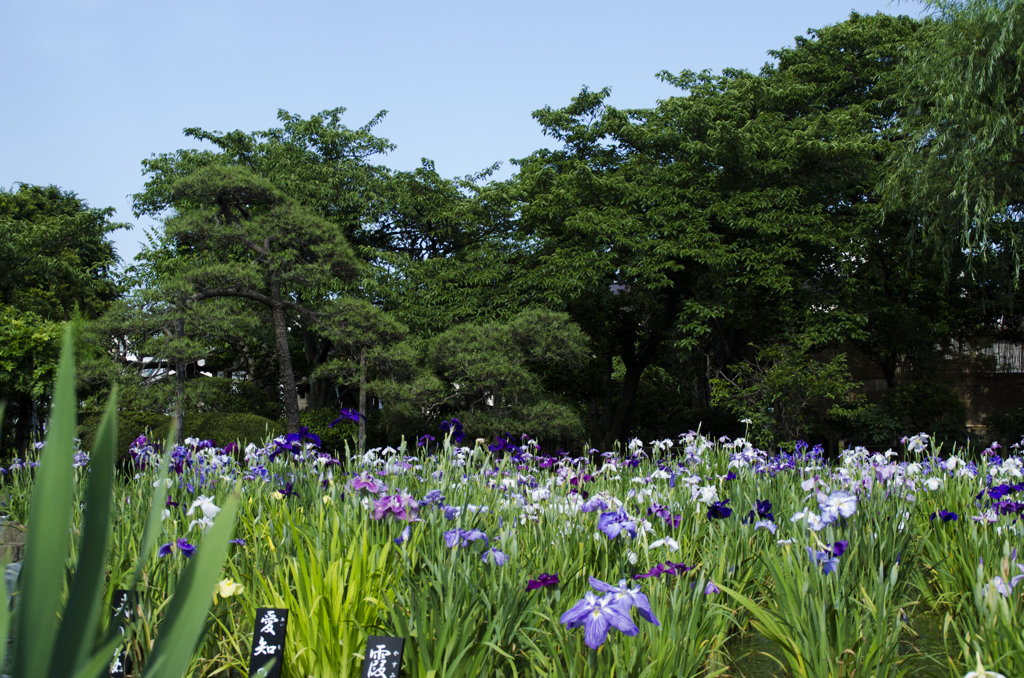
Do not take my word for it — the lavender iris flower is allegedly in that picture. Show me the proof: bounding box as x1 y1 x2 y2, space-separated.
807 541 847 574
421 489 445 506
373 493 420 521
560 592 639 649
443 528 488 548
589 577 659 625
635 561 695 580
481 548 507 565
597 509 637 540
350 472 385 496
820 491 857 522
580 496 609 513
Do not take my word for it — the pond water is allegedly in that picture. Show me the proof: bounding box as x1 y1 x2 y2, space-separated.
726 615 951 677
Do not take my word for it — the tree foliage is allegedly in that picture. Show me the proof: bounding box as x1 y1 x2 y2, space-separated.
884 0 1024 273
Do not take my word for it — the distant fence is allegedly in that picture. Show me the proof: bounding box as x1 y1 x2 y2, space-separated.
827 336 1024 440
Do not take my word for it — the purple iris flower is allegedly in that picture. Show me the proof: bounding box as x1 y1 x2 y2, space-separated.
526 573 560 590
807 541 847 574
930 510 959 522
580 496 609 513
373 493 420 521
421 489 445 506
636 560 697 579
443 528 488 548
328 407 362 427
417 434 436 447
590 577 659 626
598 509 637 540
285 426 322 449
439 418 465 444
482 548 507 565
707 500 732 520
350 472 385 495
560 592 639 649
278 482 298 499
704 581 721 595
744 499 774 524
229 539 246 545
158 538 196 558
394 524 411 545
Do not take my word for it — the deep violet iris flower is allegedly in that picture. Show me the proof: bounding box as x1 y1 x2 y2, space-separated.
158 538 196 559
598 508 637 540
526 573 560 590
560 592 639 649
285 426 321 449
744 499 774 524
329 407 362 427
439 418 465 444
707 499 733 520
930 510 959 522
278 482 298 499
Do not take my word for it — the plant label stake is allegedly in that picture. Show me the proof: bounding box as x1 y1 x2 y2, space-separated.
248 607 288 678
109 589 135 678
360 636 404 678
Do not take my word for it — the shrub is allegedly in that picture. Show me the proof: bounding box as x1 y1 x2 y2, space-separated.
290 407 357 459
78 410 170 460
78 411 284 460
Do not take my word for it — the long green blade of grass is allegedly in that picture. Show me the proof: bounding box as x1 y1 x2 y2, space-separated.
11 326 77 678
48 387 119 678
142 482 240 678
0 399 7 674
127 440 172 593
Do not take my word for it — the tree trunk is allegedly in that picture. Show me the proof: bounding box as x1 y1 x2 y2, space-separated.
173 317 185 445
607 360 646 446
270 280 302 433
358 347 367 453
302 329 334 410
15 396 33 455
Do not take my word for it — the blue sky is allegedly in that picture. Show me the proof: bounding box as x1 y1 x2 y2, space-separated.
2 0 919 264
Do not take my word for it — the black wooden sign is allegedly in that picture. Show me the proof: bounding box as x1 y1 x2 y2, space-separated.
248 607 288 678
109 589 135 678
360 635 404 678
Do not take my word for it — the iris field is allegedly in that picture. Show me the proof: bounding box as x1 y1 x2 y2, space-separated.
3 416 1023 677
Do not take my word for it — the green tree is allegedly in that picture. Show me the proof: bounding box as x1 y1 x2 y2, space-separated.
883 0 1024 272
134 108 464 413
138 163 364 433
0 184 125 452
370 309 589 445
710 344 861 448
